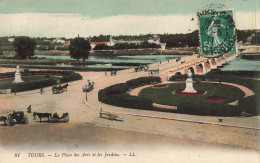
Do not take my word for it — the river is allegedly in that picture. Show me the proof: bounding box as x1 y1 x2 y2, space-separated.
220 53 260 71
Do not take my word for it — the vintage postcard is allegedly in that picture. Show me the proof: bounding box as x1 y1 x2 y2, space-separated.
0 0 259 162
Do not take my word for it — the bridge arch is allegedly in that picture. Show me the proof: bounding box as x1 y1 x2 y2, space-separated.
205 61 211 69
188 67 195 74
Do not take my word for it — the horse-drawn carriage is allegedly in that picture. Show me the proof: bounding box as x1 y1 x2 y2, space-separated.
82 82 94 92
52 84 68 94
33 112 69 123
7 111 28 126
111 71 117 76
135 65 148 72
49 112 69 123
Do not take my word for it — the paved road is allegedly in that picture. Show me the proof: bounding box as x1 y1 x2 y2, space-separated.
0 54 259 150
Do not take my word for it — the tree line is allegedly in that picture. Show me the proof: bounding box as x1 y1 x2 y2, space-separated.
94 42 160 50
0 29 259 59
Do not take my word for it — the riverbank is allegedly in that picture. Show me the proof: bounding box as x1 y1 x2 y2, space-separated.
3 49 193 57
0 53 189 71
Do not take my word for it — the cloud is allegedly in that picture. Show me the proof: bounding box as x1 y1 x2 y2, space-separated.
0 11 259 38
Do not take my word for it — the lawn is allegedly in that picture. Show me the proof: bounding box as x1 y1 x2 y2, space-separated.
138 83 245 107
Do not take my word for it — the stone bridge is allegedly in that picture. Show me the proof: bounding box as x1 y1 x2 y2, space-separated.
154 53 239 81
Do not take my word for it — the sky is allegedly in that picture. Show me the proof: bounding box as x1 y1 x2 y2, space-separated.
0 0 259 38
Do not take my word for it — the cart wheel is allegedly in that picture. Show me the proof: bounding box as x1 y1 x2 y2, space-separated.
7 119 14 126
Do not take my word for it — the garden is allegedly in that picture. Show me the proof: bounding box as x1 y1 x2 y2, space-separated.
98 73 259 117
0 70 82 92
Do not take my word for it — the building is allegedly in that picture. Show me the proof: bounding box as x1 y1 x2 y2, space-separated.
90 42 108 50
8 38 14 43
53 38 65 44
148 35 160 45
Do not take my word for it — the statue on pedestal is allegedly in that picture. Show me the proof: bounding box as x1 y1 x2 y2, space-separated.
13 65 24 83
183 69 197 93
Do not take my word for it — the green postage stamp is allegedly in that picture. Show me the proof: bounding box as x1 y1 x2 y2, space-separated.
198 9 237 55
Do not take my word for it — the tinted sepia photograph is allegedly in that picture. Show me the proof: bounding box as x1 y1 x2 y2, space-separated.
0 0 259 162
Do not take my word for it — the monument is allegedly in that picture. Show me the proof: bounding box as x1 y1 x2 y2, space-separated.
182 69 196 93
13 65 24 83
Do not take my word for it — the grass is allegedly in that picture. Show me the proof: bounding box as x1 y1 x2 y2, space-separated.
138 83 245 107
0 76 59 89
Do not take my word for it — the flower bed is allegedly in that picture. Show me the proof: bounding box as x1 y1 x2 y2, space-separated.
153 83 168 88
204 96 226 102
174 89 206 95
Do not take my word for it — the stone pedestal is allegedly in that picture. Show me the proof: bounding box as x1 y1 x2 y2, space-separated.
13 65 24 83
183 77 197 93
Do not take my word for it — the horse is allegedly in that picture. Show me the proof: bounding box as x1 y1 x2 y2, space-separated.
60 112 69 119
0 116 7 125
62 84 68 91
33 112 52 123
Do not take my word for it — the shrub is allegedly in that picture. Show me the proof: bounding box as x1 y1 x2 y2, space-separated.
0 72 15 79
169 74 188 81
177 102 242 116
98 77 160 110
239 95 259 115
11 79 57 92
60 72 82 83
99 94 153 110
101 83 129 95
126 76 161 88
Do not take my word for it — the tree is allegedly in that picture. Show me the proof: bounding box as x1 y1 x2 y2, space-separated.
13 36 36 59
93 44 110 50
69 37 91 61
36 45 49 51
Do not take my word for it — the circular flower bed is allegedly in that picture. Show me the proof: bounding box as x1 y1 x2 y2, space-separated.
204 96 226 102
174 89 206 95
153 83 168 88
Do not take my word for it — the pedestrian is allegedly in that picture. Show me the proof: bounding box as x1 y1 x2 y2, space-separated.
105 71 107 76
40 87 43 94
27 105 32 113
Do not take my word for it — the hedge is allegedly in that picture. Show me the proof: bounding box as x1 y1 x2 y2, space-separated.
169 74 188 81
11 79 57 92
0 72 14 79
126 76 161 88
99 93 153 110
60 72 82 83
177 101 242 116
98 77 161 110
